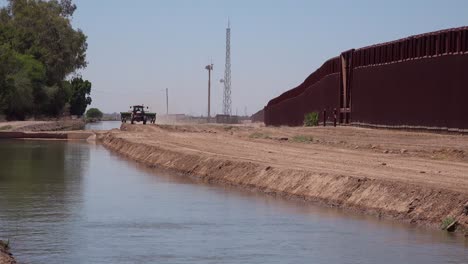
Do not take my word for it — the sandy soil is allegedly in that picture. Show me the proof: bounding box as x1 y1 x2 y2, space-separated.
0 120 85 132
99 123 468 232
0 241 15 264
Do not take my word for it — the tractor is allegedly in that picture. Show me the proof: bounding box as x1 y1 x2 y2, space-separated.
120 105 156 124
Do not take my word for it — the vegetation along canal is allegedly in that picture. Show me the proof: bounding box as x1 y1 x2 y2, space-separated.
0 139 467 263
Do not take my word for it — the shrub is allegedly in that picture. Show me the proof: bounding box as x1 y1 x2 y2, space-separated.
0 239 9 249
304 112 319 127
249 132 271 139
292 135 314 143
441 216 456 230
86 108 103 120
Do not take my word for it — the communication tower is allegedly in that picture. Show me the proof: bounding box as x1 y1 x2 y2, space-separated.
221 20 232 116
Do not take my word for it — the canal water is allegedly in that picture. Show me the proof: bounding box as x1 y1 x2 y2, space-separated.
85 120 121 130
0 139 467 264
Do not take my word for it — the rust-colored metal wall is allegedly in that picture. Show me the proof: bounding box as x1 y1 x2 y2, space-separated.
265 57 341 126
267 57 340 108
264 26 468 130
266 73 340 126
250 109 264 123
352 54 468 129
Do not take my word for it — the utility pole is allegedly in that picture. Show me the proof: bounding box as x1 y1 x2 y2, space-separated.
205 63 213 122
166 88 169 115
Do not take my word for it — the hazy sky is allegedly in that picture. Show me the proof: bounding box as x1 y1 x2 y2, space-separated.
3 0 468 115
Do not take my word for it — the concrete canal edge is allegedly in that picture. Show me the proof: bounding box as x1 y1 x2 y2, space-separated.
0 240 16 264
98 132 468 234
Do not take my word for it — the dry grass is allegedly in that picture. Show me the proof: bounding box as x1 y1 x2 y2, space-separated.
292 135 314 143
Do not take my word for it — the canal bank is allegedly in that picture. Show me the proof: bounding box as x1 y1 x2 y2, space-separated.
0 120 123 140
98 124 468 233
0 130 94 140
0 240 16 264
0 120 85 132
0 120 93 140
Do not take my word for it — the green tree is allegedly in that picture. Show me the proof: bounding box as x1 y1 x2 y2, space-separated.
6 0 88 86
43 84 70 116
2 52 45 120
0 45 16 113
0 0 90 119
86 108 103 120
69 77 92 116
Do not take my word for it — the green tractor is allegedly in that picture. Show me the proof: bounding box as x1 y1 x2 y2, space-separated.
120 105 156 124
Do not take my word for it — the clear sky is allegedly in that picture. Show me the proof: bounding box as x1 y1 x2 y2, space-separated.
4 0 468 115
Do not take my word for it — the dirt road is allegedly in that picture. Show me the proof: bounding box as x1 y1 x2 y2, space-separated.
99 123 468 231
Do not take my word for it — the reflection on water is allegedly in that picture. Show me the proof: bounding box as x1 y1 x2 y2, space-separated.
0 140 467 264
0 140 88 263
85 121 121 130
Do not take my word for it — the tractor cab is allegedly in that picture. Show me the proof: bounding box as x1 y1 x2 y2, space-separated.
120 105 156 124
133 105 145 115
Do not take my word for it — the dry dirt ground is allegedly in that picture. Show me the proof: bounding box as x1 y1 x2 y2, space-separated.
119 123 468 193
0 120 85 132
99 123 468 232
0 241 15 264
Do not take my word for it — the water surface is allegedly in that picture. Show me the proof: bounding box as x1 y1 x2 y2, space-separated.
0 139 467 264
85 121 121 130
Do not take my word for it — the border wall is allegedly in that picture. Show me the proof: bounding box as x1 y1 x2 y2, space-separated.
250 109 264 123
263 26 468 131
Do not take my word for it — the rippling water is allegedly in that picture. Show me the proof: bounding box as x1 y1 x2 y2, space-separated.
0 139 467 264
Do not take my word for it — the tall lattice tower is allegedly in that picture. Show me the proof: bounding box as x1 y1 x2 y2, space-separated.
222 20 232 116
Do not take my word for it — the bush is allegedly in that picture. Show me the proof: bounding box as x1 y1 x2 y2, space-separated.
86 108 103 120
292 135 314 143
0 239 10 250
441 216 456 230
249 132 271 139
304 112 319 127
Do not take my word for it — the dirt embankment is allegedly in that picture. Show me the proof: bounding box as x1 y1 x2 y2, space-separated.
0 119 85 132
0 120 94 140
0 241 16 264
98 123 468 233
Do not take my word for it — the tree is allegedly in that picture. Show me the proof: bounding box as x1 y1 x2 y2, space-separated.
0 0 91 119
1 52 45 120
59 0 76 17
86 108 103 120
69 77 92 116
0 45 16 113
6 0 88 86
